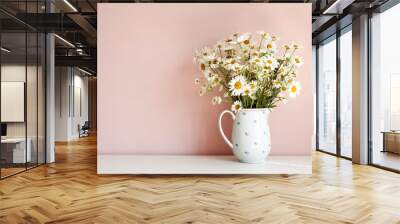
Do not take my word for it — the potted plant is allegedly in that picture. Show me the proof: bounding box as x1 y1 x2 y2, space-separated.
194 31 303 163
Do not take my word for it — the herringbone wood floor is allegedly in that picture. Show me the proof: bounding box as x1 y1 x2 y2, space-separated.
1 135 400 224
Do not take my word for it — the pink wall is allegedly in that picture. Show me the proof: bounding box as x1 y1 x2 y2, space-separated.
98 3 313 156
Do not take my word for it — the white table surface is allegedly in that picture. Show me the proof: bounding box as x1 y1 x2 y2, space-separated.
1 138 26 143
98 155 312 175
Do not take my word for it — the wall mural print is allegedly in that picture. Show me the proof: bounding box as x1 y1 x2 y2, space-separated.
97 3 313 173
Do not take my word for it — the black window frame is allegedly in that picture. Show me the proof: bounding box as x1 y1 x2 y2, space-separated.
315 23 353 161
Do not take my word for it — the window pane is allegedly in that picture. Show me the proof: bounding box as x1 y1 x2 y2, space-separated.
340 28 352 158
371 3 400 171
318 37 337 154
1 31 28 178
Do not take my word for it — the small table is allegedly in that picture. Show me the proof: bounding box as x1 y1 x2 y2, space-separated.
1 138 32 164
381 131 400 154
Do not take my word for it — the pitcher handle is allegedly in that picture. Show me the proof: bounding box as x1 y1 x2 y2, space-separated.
218 110 235 149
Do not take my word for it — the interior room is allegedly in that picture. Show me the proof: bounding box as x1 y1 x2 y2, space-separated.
54 66 93 142
0 24 46 178
370 2 400 171
1 0 400 223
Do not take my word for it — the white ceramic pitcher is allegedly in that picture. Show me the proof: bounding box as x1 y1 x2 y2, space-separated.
218 108 271 163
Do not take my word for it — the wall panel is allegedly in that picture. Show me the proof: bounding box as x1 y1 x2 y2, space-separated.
98 3 313 156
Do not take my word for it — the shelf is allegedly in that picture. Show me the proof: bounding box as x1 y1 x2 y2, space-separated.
98 155 311 175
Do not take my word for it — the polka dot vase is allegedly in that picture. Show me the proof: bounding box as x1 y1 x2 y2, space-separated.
218 108 271 164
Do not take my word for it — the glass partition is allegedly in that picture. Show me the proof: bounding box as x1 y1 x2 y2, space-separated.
339 27 352 158
370 3 400 171
0 31 28 177
0 2 46 179
317 36 337 154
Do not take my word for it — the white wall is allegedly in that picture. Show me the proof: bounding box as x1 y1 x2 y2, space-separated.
55 67 70 141
71 73 89 138
55 67 89 141
1 65 42 137
1 64 46 163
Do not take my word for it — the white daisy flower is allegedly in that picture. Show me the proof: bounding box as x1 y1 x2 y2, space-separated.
229 75 247 96
291 43 302 50
201 83 208 91
211 75 220 84
237 33 251 43
263 56 279 70
257 73 266 81
225 36 237 45
211 96 222 105
231 101 242 113
283 44 290 50
199 89 205 96
250 93 257 100
223 44 235 51
265 41 276 52
249 80 258 91
204 71 212 80
288 81 301 98
273 80 281 89
293 56 304 67
250 57 264 66
256 30 265 35
257 31 269 38
205 53 217 61
226 63 240 71
215 41 224 49
201 47 212 55
243 85 252 96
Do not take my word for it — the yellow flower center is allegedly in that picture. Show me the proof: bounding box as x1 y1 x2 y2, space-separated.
250 83 255 89
295 58 301 63
243 39 250 45
200 64 205 71
244 89 250 94
234 81 242 90
267 60 273 64
235 104 241 110
267 43 272 49
291 85 297 93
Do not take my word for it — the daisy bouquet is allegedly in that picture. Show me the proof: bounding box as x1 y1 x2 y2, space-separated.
194 31 303 112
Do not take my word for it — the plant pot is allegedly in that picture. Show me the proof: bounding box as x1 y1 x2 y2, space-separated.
218 108 271 163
